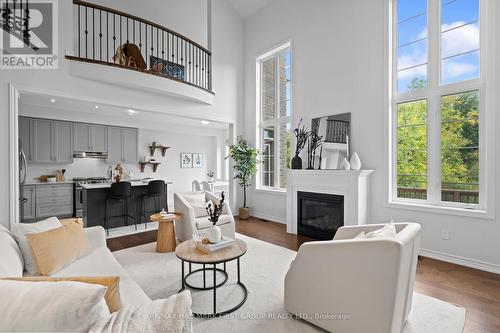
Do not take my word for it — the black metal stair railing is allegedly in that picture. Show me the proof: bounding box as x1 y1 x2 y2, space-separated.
69 0 212 93
0 0 39 50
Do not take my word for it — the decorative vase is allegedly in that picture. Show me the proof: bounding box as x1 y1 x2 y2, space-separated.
239 207 250 220
350 152 361 171
340 157 351 170
291 154 302 169
206 225 222 243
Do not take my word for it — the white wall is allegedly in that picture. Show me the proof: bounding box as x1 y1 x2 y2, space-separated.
0 0 243 227
242 0 500 271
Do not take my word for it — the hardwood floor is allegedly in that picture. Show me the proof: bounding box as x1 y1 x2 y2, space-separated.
107 216 500 333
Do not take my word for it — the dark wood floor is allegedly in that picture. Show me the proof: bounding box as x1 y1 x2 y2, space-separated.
107 217 500 333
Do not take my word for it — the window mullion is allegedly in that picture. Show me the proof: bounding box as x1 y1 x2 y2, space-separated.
274 55 280 189
426 0 441 204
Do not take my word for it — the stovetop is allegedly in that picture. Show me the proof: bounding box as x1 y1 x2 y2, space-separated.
73 177 111 185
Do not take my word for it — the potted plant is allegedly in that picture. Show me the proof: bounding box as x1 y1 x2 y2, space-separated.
205 192 225 243
227 136 259 220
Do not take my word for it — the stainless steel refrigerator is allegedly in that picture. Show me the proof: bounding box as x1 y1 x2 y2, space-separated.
19 140 28 220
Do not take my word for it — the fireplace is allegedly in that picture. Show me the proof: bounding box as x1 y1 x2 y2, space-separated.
297 191 344 240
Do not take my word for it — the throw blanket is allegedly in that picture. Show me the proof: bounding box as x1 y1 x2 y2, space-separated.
90 291 192 333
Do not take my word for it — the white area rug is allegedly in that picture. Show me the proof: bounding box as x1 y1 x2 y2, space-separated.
114 233 466 333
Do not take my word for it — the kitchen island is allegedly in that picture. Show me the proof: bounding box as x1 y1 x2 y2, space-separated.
82 180 173 229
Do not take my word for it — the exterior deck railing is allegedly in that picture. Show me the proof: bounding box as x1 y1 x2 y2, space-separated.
67 0 213 93
397 187 479 204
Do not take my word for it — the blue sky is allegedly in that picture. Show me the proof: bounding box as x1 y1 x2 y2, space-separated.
397 0 480 92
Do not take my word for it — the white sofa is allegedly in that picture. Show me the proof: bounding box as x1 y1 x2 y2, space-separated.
284 223 421 333
0 224 150 308
174 191 235 242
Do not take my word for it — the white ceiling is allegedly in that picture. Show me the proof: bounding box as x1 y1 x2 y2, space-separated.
19 93 228 131
228 0 273 19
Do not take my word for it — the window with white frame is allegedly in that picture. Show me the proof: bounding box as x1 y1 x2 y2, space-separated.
257 44 291 190
392 0 483 208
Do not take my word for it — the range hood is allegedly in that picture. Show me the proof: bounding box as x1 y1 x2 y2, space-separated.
73 152 108 159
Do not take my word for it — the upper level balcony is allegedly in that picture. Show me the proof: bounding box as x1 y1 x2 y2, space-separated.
66 0 213 104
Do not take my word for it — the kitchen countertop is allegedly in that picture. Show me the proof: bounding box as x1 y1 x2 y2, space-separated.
81 179 173 189
24 181 75 185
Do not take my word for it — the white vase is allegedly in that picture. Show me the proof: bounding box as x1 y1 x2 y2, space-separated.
350 152 361 171
206 225 222 243
340 157 351 170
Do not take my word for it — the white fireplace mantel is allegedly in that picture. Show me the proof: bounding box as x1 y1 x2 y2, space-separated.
286 169 374 234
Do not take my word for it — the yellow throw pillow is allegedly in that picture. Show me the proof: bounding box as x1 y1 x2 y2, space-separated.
60 218 84 228
1 276 121 312
26 222 91 275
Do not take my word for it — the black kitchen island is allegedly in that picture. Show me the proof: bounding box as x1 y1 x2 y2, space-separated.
82 181 172 229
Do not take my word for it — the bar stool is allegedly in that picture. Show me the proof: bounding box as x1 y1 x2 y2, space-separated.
140 180 166 229
104 182 137 235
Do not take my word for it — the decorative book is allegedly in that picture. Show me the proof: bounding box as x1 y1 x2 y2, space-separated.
196 237 235 253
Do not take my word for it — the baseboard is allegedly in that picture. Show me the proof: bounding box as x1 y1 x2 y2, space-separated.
420 248 500 275
249 211 287 224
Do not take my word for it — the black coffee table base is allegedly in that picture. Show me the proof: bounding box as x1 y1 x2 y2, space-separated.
179 258 248 318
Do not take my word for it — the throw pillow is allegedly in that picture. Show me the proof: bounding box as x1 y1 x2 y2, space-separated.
354 231 366 239
26 222 91 275
0 280 110 332
1 276 121 312
11 217 62 275
365 221 397 239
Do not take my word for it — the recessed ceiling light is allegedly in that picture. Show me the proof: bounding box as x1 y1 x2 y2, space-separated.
201 120 210 125
94 105 99 109
50 99 56 103
127 109 139 115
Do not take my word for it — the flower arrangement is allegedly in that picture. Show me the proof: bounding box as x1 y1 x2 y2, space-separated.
206 170 215 179
293 119 311 157
206 192 225 224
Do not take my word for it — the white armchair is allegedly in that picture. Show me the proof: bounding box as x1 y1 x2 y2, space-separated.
174 191 235 242
284 223 421 333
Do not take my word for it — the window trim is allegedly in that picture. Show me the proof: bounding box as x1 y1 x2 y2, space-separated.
387 0 495 218
255 41 292 191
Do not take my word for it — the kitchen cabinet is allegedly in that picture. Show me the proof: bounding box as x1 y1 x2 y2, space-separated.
35 184 73 219
21 185 36 221
32 118 53 163
21 117 73 164
53 120 73 163
107 126 138 163
74 122 107 152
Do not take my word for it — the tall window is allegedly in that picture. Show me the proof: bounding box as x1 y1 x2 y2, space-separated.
257 44 291 190
392 0 482 208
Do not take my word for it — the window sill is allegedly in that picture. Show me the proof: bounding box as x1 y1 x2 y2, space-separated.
254 188 287 196
386 200 494 220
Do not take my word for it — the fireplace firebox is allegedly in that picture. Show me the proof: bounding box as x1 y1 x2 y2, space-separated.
297 191 344 240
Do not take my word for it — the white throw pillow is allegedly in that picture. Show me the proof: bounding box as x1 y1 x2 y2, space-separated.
365 221 397 239
182 193 208 218
11 217 62 275
0 280 110 332
354 231 366 239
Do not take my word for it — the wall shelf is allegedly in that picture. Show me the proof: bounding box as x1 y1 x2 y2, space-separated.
149 145 170 157
139 161 161 173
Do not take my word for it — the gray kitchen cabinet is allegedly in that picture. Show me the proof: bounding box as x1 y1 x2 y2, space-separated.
107 126 138 163
53 120 73 163
19 117 32 161
30 118 73 163
74 122 91 152
35 184 73 219
123 128 139 163
91 124 107 152
74 122 107 152
21 185 36 221
32 118 53 163
107 126 123 163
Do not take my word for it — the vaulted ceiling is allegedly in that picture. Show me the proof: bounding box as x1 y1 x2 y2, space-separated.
228 0 273 19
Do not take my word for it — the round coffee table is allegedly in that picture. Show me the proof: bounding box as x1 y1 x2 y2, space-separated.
150 212 182 253
175 239 248 318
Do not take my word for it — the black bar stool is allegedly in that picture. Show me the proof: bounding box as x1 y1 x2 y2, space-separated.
104 182 138 235
140 180 166 229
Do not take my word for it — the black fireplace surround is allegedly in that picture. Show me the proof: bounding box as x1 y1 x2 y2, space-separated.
297 191 344 240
